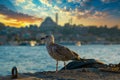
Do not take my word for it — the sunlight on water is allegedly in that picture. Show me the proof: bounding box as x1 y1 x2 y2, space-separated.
0 45 120 76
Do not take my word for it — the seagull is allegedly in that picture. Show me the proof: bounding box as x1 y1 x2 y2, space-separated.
41 34 81 72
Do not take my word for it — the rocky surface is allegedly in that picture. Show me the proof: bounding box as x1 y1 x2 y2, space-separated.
0 58 120 80
61 59 105 70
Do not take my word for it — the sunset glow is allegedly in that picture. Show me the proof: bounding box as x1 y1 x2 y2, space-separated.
0 14 40 27
0 0 120 27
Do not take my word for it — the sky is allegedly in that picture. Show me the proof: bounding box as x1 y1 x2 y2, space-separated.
0 0 120 28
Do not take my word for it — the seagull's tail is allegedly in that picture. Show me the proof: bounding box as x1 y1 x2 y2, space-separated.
72 51 81 61
73 56 81 61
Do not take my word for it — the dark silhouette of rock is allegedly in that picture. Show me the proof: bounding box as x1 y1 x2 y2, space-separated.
61 59 105 70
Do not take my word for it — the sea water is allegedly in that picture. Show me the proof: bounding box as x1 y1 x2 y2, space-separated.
0 45 120 76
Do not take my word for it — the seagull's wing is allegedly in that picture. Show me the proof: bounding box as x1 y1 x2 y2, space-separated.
52 43 80 60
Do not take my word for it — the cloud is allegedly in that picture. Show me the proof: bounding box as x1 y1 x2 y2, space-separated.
93 11 108 18
13 0 36 10
53 0 119 20
61 6 109 20
39 0 52 7
56 0 62 4
0 14 27 27
23 1 36 10
14 0 25 6
74 9 93 19
67 0 82 3
16 0 25 3
12 0 57 18
101 0 118 3
68 0 73 2
80 0 93 7
9 0 120 26
0 5 42 27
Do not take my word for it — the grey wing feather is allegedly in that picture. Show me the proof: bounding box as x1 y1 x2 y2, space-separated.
53 44 80 60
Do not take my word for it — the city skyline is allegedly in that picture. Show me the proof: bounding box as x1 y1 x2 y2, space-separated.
0 0 120 28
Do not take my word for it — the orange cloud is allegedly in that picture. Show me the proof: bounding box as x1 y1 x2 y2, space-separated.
0 5 43 27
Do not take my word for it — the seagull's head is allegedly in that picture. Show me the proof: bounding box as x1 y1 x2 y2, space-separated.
41 34 55 44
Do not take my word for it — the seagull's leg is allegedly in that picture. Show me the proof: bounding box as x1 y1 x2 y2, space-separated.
56 60 58 73
64 61 66 70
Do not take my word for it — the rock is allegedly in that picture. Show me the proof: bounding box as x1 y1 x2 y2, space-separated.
61 59 105 70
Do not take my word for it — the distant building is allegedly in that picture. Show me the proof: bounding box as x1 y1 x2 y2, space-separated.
40 17 58 33
56 13 58 24
0 35 7 45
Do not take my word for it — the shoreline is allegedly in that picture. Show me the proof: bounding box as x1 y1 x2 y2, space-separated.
0 69 120 80
0 59 120 80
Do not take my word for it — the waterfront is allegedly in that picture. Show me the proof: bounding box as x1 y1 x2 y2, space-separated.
0 45 120 76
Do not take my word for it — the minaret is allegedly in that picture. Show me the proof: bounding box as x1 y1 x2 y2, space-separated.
56 13 58 24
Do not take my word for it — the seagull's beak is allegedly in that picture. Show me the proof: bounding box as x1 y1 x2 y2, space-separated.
41 37 45 40
41 35 49 40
